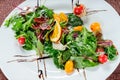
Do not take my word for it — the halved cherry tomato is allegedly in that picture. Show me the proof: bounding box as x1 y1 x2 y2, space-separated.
74 5 84 15
98 54 108 64
18 36 26 45
65 60 74 74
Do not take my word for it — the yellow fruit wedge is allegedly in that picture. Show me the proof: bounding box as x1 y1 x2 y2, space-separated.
53 12 68 22
53 14 61 22
50 20 62 42
90 22 101 32
59 12 68 22
73 26 83 31
65 60 74 74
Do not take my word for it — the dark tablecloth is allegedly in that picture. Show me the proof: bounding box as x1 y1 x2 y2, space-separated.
0 0 120 80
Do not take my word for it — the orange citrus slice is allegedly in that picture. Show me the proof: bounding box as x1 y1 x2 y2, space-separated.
53 12 68 22
73 26 83 31
59 12 68 22
53 14 61 22
50 20 62 42
65 60 74 74
90 22 101 32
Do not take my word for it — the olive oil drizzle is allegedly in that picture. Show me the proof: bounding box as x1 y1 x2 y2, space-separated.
37 60 45 80
43 59 47 78
83 68 87 80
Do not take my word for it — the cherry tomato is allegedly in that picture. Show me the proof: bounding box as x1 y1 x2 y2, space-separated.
98 54 108 64
74 5 83 15
18 36 26 45
65 60 74 74
90 22 101 32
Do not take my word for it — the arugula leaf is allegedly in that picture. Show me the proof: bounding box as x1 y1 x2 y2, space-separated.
67 13 83 27
10 15 25 32
23 39 33 50
61 33 68 45
21 31 36 50
36 5 54 18
23 12 35 31
43 43 64 69
58 50 71 64
105 45 117 60
53 52 64 69
53 50 71 69
4 15 16 27
66 27 97 56
62 50 71 63
71 56 99 68
43 41 59 56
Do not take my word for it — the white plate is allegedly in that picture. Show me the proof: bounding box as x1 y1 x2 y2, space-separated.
0 0 120 80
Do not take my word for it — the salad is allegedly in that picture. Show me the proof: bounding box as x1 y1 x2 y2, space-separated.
5 4 118 74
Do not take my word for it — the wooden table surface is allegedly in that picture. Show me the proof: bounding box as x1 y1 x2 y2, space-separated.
0 0 120 80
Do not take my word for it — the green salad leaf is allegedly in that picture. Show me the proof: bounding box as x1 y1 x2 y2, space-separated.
71 56 99 68
36 5 54 18
105 45 117 60
67 13 83 27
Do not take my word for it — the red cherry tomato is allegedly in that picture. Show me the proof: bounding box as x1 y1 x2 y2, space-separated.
18 37 26 45
74 5 83 15
98 54 108 64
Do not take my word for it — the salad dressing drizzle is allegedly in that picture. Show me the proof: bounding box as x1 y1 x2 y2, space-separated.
37 0 40 7
77 68 79 72
86 10 107 16
37 60 45 80
83 68 87 80
43 59 47 77
77 68 81 76
72 0 74 9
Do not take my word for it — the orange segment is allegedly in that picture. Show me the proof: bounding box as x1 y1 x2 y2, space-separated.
73 26 83 31
90 22 101 32
50 20 62 42
53 14 60 22
53 12 68 22
65 60 74 74
59 12 68 22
